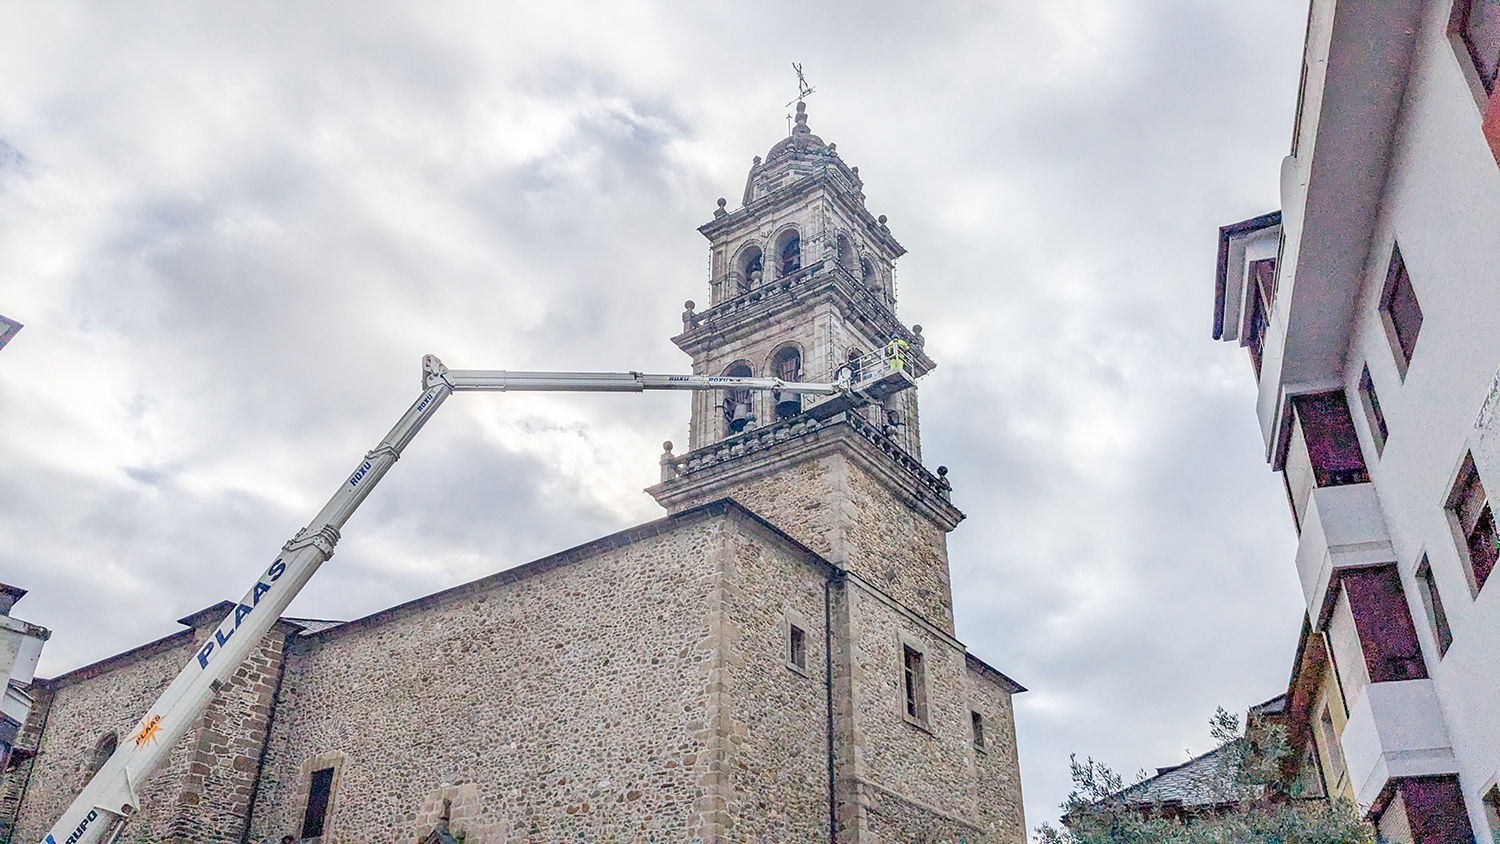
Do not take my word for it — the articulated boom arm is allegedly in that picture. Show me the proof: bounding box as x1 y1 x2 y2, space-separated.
43 354 903 844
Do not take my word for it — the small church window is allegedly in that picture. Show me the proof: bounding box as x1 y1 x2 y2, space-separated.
778 230 801 276
302 766 335 839
902 645 928 723
84 732 116 785
971 711 986 749
789 624 806 671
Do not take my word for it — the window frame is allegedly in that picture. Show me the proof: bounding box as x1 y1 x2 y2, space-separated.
900 641 930 729
1378 243 1423 379
1446 452 1498 597
301 766 336 839
1415 555 1454 659
971 710 986 751
788 623 807 674
1357 365 1388 457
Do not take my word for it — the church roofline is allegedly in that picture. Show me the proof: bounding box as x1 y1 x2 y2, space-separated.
287 499 838 647
38 615 309 690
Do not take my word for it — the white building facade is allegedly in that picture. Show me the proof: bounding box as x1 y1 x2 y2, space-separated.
1215 1 1500 839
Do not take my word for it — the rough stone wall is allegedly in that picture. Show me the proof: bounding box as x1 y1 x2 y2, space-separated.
967 664 1026 844
6 620 288 844
841 458 953 631
842 582 986 842
684 453 954 631
713 513 832 841
250 510 839 844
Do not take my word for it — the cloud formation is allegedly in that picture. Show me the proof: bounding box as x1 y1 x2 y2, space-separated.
0 0 1309 832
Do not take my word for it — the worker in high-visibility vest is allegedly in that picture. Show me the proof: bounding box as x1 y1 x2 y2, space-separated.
885 335 910 371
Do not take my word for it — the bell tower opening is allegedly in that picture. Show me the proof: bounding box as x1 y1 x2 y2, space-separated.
771 346 802 420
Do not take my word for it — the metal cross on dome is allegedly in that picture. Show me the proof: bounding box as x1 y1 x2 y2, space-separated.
786 62 816 109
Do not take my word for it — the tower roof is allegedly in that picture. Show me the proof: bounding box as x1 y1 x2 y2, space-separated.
737 101 867 210
766 101 829 160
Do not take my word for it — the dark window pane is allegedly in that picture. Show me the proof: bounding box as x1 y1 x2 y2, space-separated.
1416 558 1453 657
971 711 985 749
1381 245 1423 369
302 767 335 839
1358 366 1388 454
789 624 806 670
1292 392 1370 487
1468 507 1498 592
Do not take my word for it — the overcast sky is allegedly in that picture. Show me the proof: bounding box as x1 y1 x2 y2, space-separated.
0 1 1310 835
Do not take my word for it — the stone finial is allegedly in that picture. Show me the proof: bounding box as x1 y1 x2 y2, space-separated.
877 214 888 226
912 324 925 348
828 142 837 152
660 442 679 482
793 101 810 133
714 198 727 218
753 155 762 166
682 301 697 331
936 466 952 500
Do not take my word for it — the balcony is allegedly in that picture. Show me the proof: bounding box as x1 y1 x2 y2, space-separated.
1340 679 1457 811
1295 483 1396 614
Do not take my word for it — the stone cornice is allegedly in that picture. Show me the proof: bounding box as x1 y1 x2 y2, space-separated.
648 413 963 531
674 261 933 375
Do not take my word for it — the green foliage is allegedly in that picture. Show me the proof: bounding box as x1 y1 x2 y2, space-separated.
1035 709 1374 844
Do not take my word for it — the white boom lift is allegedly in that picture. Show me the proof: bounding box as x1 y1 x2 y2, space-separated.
43 351 915 844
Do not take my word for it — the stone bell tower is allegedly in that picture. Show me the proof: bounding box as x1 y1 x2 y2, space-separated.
649 102 963 631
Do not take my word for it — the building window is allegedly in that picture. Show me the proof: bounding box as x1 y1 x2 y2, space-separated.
84 732 116 785
722 363 753 434
1357 365 1388 456
1318 706 1345 786
1483 785 1500 838
1447 453 1497 595
1380 244 1423 376
1415 556 1453 658
302 766 335 839
777 229 801 277
788 624 806 672
902 645 928 724
971 711 985 749
1456 0 1500 94
1244 258 1276 375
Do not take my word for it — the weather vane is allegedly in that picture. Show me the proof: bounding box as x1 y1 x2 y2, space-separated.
786 62 816 108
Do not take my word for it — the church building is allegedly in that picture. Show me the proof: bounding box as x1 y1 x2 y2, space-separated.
0 103 1027 844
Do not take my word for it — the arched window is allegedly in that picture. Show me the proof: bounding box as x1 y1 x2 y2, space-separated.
772 347 802 420
777 230 801 277
85 732 117 785
837 235 854 268
723 363 753 433
738 247 763 294
860 257 877 289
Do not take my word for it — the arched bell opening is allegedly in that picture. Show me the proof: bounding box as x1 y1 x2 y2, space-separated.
735 246 763 295
836 234 854 269
722 363 754 434
775 228 801 277
771 346 803 420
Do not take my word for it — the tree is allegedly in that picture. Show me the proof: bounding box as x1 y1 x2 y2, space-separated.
1035 709 1374 844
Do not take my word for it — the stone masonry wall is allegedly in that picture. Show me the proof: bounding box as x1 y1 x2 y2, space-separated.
249 508 837 844
678 451 954 632
967 663 1026 844
713 512 832 841
7 620 289 844
843 581 987 843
